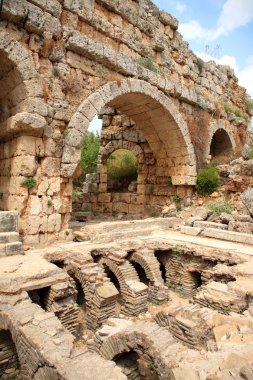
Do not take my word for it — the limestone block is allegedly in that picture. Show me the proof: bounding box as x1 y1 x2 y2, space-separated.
30 196 42 216
41 158 61 177
48 213 62 233
28 0 62 17
26 2 61 38
15 136 36 156
37 178 49 196
61 164 77 177
128 204 144 214
6 195 28 213
12 156 37 176
35 138 45 157
65 128 83 148
62 145 80 164
112 202 129 214
98 193 111 203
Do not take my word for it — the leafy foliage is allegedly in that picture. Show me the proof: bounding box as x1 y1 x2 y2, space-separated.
246 100 253 115
206 199 233 215
196 165 219 196
80 132 100 175
107 149 137 181
22 177 36 189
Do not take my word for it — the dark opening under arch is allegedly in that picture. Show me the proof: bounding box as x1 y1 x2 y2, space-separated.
210 129 233 158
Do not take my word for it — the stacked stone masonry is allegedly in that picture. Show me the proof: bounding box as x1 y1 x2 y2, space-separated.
0 0 252 243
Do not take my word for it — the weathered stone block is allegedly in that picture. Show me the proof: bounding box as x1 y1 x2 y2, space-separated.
0 211 19 233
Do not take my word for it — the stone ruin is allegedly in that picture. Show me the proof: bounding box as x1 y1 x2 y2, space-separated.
0 0 253 379
0 0 252 244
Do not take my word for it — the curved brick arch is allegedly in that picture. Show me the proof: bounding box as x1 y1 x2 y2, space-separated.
92 319 178 380
128 250 169 303
62 79 197 185
99 257 148 315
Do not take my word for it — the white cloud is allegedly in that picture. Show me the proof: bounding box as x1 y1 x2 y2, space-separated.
195 51 239 73
179 0 253 41
238 64 253 97
215 0 253 37
179 20 209 40
175 2 186 13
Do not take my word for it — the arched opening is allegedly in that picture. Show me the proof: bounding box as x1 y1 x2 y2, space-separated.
113 350 159 380
154 251 167 283
0 330 20 378
28 287 50 310
63 79 197 228
131 261 149 286
210 129 233 159
107 149 138 193
103 266 122 313
191 271 202 287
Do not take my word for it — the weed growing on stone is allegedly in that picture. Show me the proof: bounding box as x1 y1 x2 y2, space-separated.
47 199 53 207
0 192 3 200
167 176 172 187
72 189 79 202
196 164 219 196
21 177 36 189
137 55 158 73
206 199 233 215
246 100 253 115
172 246 184 254
172 195 181 211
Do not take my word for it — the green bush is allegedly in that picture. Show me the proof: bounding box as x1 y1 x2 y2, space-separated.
248 147 253 159
80 132 100 175
167 176 172 187
21 177 36 189
246 100 253 115
107 149 137 181
196 165 219 196
206 199 233 215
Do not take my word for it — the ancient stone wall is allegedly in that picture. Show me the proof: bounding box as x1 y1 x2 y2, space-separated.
0 0 252 243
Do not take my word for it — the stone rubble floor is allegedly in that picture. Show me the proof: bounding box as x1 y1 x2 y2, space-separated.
1 226 253 379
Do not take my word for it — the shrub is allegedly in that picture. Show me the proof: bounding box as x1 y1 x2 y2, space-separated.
22 177 36 189
137 55 158 73
47 199 53 207
196 165 219 196
172 195 182 211
206 199 233 215
107 149 137 181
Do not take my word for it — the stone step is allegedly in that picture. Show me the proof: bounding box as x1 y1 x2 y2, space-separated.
0 211 19 233
193 221 228 230
91 226 162 243
203 228 253 245
0 231 20 243
0 242 23 256
181 225 253 245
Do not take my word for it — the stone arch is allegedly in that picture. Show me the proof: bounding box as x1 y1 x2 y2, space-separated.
99 257 148 315
207 122 235 161
0 26 44 126
62 79 197 186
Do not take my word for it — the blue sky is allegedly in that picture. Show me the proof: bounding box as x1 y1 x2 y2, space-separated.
90 0 253 134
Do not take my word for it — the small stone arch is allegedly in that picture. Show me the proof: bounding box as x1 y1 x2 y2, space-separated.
128 250 169 303
99 257 148 315
207 122 235 161
92 319 177 380
62 79 197 186
0 26 44 125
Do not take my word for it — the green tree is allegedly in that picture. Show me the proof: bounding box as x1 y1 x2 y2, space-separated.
80 132 100 174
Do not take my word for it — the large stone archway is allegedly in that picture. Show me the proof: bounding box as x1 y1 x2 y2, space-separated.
62 79 197 186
